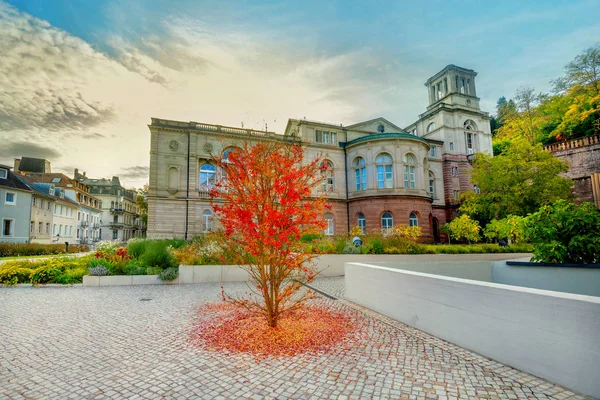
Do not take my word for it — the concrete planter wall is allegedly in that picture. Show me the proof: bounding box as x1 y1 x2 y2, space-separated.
82 275 178 286
345 262 600 398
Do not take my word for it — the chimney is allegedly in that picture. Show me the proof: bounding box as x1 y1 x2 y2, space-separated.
111 176 120 186
74 168 79 179
14 158 21 172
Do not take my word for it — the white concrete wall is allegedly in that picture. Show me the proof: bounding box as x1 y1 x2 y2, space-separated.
345 262 600 398
492 261 600 297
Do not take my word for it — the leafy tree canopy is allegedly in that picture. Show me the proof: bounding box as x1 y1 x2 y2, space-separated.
460 139 572 222
492 44 600 146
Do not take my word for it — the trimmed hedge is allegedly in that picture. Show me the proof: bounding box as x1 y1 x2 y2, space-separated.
0 243 90 258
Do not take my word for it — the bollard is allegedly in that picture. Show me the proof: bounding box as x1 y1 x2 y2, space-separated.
65 242 69 253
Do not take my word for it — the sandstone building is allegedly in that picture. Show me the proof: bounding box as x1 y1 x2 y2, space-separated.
147 65 493 241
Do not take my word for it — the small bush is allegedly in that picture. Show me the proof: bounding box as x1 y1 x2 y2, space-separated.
127 239 148 259
142 242 177 269
333 237 346 254
146 266 162 275
300 233 321 243
0 266 35 285
0 243 89 258
30 265 64 284
124 259 147 275
342 243 361 254
89 267 109 276
158 267 179 281
370 238 385 254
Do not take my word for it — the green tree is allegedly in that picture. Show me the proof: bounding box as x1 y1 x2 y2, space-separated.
525 200 600 264
483 215 526 244
552 44 600 96
136 184 148 226
497 86 547 144
442 215 481 244
460 139 572 222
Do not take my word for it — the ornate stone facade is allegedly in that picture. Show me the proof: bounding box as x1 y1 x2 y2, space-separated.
147 65 493 242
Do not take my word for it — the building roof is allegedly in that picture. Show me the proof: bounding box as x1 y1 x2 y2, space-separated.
344 132 429 147
25 182 56 201
18 157 49 173
0 168 32 192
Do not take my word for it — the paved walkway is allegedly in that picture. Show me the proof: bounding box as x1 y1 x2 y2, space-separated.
0 278 590 400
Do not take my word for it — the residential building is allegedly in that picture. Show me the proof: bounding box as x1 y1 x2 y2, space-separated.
18 168 103 244
0 164 33 243
25 183 55 244
147 65 493 241
76 175 145 241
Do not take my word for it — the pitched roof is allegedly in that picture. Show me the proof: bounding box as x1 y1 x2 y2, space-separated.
0 168 32 192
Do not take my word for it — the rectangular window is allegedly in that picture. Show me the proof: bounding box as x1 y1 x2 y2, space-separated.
429 146 437 158
32 197 37 207
59 225 63 235
377 165 393 188
315 130 337 145
112 230 118 240
48 202 51 211
38 222 43 233
474 185 481 194
443 78 448 94
5 192 16 205
41 200 44 209
324 219 334 236
466 79 471 95
3 219 13 236
53 224 56 235
454 190 460 200
460 78 466 94
467 133 473 149
30 221 34 233
449 142 454 151
0 168 7 179
404 166 415 189
46 223 50 234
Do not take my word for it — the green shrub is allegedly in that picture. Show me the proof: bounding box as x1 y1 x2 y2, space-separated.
370 238 385 254
55 266 87 284
124 259 147 275
158 267 179 281
342 243 361 254
300 233 321 243
127 239 148 259
88 258 115 270
0 266 35 285
30 265 64 284
333 237 346 254
142 241 177 269
525 200 600 263
146 266 162 275
0 243 89 258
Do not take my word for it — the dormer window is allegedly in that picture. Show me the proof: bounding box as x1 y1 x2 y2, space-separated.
0 168 7 179
52 178 61 183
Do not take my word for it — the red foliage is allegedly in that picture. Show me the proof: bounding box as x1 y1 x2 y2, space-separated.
190 302 358 357
210 141 329 327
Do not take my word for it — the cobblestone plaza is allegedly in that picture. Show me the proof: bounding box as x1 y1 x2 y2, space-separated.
0 279 590 399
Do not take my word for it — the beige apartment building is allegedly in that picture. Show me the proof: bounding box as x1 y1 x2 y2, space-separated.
147 64 493 241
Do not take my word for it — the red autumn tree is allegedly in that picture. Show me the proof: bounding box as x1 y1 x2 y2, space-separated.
210 139 329 328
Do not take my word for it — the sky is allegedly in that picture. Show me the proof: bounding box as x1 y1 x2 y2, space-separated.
0 0 599 188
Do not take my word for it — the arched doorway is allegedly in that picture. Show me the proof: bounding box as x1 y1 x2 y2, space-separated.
432 217 440 242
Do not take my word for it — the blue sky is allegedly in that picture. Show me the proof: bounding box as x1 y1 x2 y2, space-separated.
1 0 599 186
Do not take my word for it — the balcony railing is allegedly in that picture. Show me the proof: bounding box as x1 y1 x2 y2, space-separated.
110 208 125 214
92 223 100 229
80 221 89 228
109 222 124 228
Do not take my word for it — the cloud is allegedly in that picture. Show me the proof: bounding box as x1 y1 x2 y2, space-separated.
0 2 115 131
80 132 106 140
0 141 61 160
119 166 149 180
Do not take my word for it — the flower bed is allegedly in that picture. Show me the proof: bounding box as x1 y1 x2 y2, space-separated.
0 256 92 285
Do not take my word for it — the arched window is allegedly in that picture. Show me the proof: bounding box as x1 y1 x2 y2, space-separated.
426 122 436 133
403 154 416 189
429 171 435 199
321 160 334 192
324 213 334 236
354 157 366 191
202 209 213 232
381 212 393 231
199 163 216 190
409 212 418 227
464 120 477 130
376 153 393 188
357 213 366 234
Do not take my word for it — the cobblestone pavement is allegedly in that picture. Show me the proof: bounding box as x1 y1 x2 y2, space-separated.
0 278 590 400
